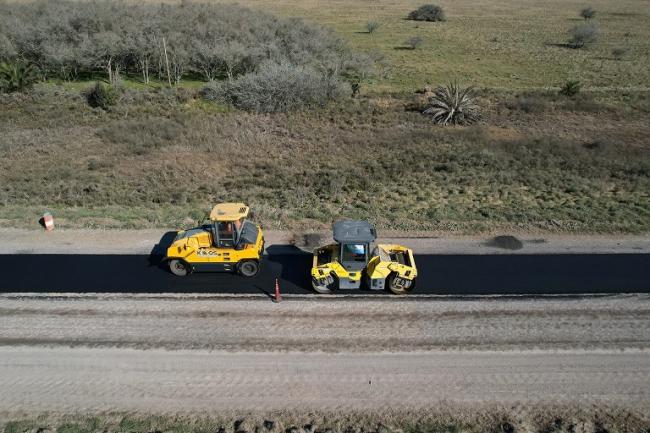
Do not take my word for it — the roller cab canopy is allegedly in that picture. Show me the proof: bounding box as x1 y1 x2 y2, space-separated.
209 203 250 222
333 220 377 244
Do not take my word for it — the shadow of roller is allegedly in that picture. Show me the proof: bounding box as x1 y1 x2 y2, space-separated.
264 245 313 294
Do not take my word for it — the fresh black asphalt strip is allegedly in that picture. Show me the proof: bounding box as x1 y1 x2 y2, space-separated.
1 252 649 295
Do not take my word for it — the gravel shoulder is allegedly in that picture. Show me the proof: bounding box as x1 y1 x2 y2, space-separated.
1 294 648 352
1 295 649 415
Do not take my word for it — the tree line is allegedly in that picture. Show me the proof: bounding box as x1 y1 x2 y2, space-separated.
0 0 373 85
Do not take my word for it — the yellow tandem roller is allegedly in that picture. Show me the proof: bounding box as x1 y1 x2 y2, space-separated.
310 220 417 295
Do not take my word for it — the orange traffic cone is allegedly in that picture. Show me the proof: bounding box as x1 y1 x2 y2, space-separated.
42 212 54 231
273 278 281 303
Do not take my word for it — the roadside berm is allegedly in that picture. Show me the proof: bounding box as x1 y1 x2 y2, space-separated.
1 227 649 255
1 405 647 433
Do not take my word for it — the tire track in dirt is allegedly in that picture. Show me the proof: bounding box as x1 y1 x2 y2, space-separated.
1 296 648 352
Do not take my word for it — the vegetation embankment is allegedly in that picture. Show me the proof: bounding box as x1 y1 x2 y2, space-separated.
2 407 648 433
1 85 648 232
0 0 648 232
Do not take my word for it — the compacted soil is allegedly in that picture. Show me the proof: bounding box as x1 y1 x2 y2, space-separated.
0 294 648 414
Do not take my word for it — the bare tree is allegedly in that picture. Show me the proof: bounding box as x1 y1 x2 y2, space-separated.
92 31 123 83
166 34 189 85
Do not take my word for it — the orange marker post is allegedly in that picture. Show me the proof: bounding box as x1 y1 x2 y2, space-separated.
273 278 281 303
42 212 54 231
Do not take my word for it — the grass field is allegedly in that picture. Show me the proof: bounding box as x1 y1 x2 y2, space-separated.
209 0 650 93
0 0 648 232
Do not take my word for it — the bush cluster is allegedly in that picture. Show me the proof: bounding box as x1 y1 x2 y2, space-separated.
612 47 628 59
0 0 370 86
202 63 350 113
365 21 381 34
408 5 446 22
405 36 424 50
568 23 599 48
84 82 118 110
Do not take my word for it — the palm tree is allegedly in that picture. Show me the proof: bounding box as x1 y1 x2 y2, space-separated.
0 61 40 93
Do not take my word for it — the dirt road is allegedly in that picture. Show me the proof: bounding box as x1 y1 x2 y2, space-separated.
0 294 649 414
1 347 648 412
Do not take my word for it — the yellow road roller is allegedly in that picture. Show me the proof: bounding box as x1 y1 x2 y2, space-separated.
165 203 264 277
310 220 417 294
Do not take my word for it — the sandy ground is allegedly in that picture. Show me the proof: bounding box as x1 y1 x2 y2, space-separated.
0 294 649 414
1 228 649 255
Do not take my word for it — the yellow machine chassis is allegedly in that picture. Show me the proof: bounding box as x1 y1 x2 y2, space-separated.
166 228 264 273
311 243 417 294
165 203 264 276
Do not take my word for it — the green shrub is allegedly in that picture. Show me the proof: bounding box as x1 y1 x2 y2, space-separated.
57 423 90 433
3 420 40 433
580 7 596 20
0 61 39 93
118 416 152 433
366 21 381 33
568 23 599 48
84 82 118 110
612 47 628 60
405 36 424 50
202 63 349 113
423 82 480 125
559 80 581 97
408 5 446 22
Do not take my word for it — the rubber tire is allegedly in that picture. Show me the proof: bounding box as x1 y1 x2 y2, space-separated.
169 259 189 277
238 260 260 277
387 273 415 295
312 274 337 294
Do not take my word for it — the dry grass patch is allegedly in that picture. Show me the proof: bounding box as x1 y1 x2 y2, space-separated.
2 406 648 433
0 86 648 232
